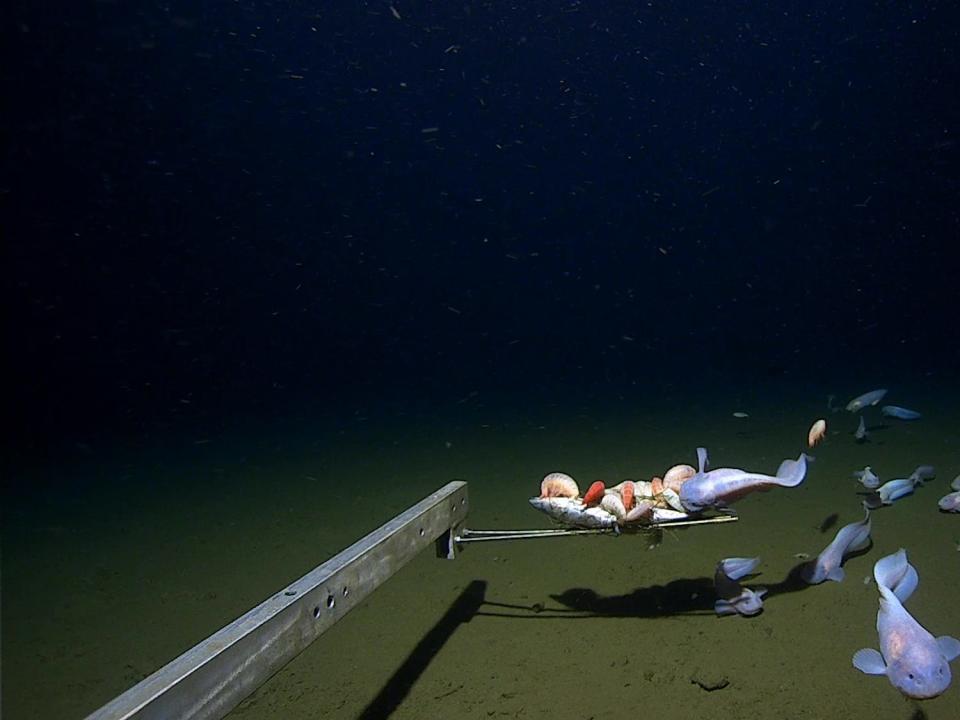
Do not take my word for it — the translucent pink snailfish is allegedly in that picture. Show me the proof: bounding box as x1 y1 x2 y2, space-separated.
852 549 960 699
801 508 872 584
938 491 960 512
678 447 808 512
845 388 888 412
714 557 766 617
853 466 880 490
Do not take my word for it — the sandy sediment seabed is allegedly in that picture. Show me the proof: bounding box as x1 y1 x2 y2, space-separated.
3 382 959 719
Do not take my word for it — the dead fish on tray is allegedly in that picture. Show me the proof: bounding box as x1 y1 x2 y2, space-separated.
529 468 705 529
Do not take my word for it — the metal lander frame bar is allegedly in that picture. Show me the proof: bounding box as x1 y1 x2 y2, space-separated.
84 480 736 720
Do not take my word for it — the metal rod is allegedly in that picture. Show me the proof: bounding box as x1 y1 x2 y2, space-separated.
456 528 614 543
84 481 469 720
456 512 738 544
647 514 739 529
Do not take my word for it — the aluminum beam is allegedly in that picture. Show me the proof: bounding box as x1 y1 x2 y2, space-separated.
85 480 469 720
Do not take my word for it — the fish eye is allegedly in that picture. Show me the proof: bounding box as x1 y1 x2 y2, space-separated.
908 673 915 680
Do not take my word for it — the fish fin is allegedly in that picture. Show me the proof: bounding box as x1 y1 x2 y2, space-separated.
720 557 761 581
937 636 960 662
826 566 846 583
774 453 808 487
697 447 709 473
852 648 886 675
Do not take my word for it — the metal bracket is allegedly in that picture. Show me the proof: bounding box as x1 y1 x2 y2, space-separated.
84 480 469 720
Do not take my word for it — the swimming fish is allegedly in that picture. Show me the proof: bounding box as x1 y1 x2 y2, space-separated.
852 549 960 699
714 557 766 617
715 587 766 616
939 475 960 510
854 416 869 442
678 447 809 513
853 466 880 490
802 509 872 584
908 465 935 484
881 405 922 420
846 389 888 412
938 491 960 512
869 477 917 507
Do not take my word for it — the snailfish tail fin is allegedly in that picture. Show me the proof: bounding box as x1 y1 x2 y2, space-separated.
774 453 808 487
873 549 918 603
720 556 761 581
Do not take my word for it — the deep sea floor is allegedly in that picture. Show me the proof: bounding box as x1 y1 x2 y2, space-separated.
4 378 960 719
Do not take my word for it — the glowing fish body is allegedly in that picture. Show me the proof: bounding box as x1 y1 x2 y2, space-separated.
875 478 916 505
852 549 960 699
846 389 888 412
679 447 808 513
938 491 960 512
881 405 922 420
853 466 880 490
908 465 935 484
715 587 767 617
802 509 872 584
714 557 765 617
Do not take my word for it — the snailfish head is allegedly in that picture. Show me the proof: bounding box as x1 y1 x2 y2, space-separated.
890 654 952 699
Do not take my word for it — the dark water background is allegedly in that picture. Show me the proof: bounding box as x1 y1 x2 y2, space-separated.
5 2 960 719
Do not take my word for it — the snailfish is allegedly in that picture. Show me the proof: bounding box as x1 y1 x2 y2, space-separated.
908 465 935 484
679 447 808 512
853 466 880 490
938 491 960 513
846 388 888 412
714 557 766 617
852 549 960 699
881 405 922 420
802 509 872 584
875 478 916 505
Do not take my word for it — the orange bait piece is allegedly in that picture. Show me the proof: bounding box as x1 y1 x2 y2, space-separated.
582 480 606 507
621 481 635 511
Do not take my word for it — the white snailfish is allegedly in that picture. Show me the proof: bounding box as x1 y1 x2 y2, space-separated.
852 549 960 699
802 509 872 584
881 405 922 420
846 388 888 412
